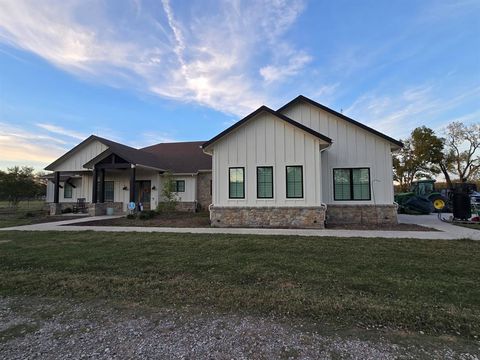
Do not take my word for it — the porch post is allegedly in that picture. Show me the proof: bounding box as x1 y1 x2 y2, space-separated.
53 171 60 203
129 165 136 203
92 167 98 203
99 168 105 203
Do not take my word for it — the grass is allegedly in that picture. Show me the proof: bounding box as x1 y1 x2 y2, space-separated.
0 231 479 338
454 223 480 231
0 201 47 228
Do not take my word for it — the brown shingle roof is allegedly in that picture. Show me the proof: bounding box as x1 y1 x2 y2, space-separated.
141 141 211 173
46 135 211 173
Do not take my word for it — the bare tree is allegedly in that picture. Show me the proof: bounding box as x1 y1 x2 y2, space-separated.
444 122 480 183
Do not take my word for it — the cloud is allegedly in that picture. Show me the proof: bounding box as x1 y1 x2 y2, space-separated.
260 51 312 83
345 85 480 139
0 0 310 116
0 122 70 169
36 123 88 140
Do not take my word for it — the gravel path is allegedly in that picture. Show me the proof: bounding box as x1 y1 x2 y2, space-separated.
0 297 478 359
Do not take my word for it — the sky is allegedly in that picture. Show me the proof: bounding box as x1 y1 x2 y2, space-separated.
0 0 479 171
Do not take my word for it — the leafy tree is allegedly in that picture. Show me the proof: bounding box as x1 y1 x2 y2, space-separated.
393 126 443 191
156 171 178 212
443 122 480 183
0 166 44 207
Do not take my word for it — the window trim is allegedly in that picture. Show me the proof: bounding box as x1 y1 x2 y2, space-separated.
228 167 245 199
333 167 371 201
174 180 185 193
64 182 73 199
286 165 303 199
256 166 274 199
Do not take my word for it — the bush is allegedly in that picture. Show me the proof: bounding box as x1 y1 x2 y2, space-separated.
138 210 156 220
24 212 36 218
126 214 136 219
61 207 72 214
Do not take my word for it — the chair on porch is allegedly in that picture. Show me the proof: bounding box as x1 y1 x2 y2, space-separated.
73 198 87 214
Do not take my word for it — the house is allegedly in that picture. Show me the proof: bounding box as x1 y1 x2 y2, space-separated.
202 95 402 228
44 137 212 215
45 95 402 227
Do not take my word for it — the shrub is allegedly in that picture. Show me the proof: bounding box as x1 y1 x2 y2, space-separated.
138 210 156 220
61 207 72 214
126 214 136 219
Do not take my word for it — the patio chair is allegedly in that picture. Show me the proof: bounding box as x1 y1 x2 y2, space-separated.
73 198 87 214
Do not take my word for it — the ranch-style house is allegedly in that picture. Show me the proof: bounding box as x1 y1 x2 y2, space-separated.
45 95 403 228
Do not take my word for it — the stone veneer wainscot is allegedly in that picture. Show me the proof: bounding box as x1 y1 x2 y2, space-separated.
210 206 326 229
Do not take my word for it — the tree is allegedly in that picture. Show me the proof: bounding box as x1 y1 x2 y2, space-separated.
0 166 44 207
157 171 178 212
443 122 480 183
393 126 444 191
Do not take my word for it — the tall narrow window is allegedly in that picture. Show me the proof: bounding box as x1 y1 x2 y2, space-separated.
333 168 370 201
104 181 114 202
229 167 245 199
286 166 303 198
174 180 185 192
257 167 273 198
64 182 73 198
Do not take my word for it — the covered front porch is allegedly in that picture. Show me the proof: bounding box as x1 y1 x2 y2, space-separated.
49 153 162 216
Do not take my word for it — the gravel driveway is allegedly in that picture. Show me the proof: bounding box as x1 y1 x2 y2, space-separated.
0 297 478 359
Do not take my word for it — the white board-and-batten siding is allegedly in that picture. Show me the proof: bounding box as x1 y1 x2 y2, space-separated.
280 102 395 205
212 112 323 207
49 140 108 172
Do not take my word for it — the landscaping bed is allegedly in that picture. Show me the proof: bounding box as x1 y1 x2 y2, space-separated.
72 211 211 227
0 231 478 339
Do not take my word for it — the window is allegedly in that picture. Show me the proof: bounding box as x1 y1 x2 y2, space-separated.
229 167 245 199
104 181 114 202
257 167 273 198
64 182 73 198
174 180 185 192
333 168 370 201
286 166 303 198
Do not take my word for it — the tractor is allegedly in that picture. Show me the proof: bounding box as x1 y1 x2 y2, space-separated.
395 179 448 214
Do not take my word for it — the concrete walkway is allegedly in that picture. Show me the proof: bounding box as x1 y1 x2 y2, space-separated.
1 213 479 240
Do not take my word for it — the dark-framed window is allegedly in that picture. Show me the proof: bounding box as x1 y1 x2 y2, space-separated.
174 180 185 192
229 167 245 199
257 166 273 198
104 181 114 202
286 166 303 198
96 180 114 202
64 182 73 198
333 168 371 201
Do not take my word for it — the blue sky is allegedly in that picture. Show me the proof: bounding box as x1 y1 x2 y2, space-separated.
0 0 479 170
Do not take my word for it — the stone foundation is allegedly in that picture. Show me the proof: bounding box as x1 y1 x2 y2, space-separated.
88 202 124 216
49 203 62 215
196 172 212 211
175 201 197 212
210 206 326 228
325 204 398 225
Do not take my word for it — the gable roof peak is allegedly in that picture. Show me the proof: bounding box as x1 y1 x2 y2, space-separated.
202 104 331 149
278 95 403 149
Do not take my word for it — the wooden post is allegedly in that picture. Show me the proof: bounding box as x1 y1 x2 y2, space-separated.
129 166 136 203
53 171 60 204
99 168 105 203
92 168 98 203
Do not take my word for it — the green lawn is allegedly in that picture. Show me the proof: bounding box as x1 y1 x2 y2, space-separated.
0 231 478 338
0 201 47 228
454 223 480 231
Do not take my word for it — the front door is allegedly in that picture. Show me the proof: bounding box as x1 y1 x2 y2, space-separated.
135 180 151 210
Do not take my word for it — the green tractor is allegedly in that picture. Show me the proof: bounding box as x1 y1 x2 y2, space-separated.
395 179 448 214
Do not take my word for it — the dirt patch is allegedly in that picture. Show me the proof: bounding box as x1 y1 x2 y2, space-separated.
325 223 439 231
71 212 211 228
